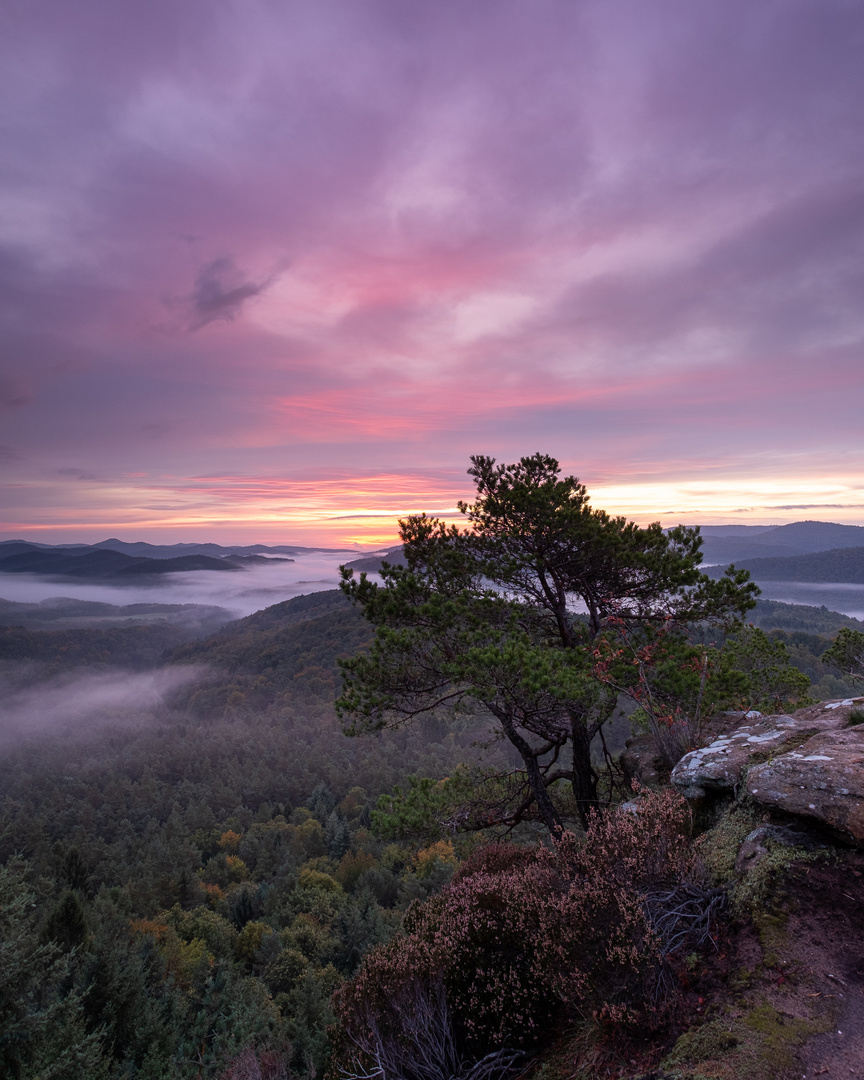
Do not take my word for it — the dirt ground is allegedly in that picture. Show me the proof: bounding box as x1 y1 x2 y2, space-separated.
791 853 864 1079
674 848 864 1080
603 847 864 1080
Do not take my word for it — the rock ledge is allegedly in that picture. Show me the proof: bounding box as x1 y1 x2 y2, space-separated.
671 697 864 844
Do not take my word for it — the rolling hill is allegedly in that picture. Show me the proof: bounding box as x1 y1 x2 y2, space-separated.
704 544 864 584
0 546 294 579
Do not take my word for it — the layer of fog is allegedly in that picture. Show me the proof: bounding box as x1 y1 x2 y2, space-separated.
755 581 864 622
0 551 355 622
0 665 208 743
3 549 864 628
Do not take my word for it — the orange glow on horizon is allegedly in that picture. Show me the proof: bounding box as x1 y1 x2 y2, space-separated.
4 464 864 547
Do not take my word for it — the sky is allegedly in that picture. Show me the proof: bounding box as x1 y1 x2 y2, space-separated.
2 0 863 548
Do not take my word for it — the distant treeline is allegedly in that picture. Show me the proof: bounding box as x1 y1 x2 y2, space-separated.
704 545 864 584
0 591 861 704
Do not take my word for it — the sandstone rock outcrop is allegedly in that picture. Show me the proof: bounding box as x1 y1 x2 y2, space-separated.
620 733 664 789
671 715 817 799
745 727 864 844
670 698 863 801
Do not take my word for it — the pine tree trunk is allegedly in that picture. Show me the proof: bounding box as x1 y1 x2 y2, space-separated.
570 718 599 831
496 711 563 835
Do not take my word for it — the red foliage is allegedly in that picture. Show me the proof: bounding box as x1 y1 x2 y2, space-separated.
332 791 704 1078
217 1045 288 1080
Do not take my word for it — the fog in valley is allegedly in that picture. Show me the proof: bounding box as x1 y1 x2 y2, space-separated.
0 665 209 743
4 537 864 627
745 581 864 622
3 544 864 746
0 551 367 741
0 550 359 620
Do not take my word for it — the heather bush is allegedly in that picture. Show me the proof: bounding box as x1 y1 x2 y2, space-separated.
217 1044 289 1080
332 790 718 1079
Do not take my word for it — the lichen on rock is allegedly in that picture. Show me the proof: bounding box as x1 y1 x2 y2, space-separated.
745 727 864 844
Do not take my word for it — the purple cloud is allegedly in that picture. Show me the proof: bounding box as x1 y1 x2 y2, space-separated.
1 0 863 541
177 257 276 331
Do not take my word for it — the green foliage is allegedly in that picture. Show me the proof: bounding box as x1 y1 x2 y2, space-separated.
339 453 756 833
822 626 864 686
0 589 503 1077
0 548 850 1078
732 843 824 922
371 768 528 840
661 1000 831 1080
42 888 89 951
599 620 813 771
694 803 763 885
662 1018 741 1065
0 865 107 1080
718 625 813 712
166 906 239 961
705 544 864 584
749 598 864 635
0 622 196 677
168 592 372 720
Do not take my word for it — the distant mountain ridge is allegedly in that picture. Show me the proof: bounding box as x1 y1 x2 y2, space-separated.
0 537 363 581
697 520 864 564
0 541 305 581
0 537 352 559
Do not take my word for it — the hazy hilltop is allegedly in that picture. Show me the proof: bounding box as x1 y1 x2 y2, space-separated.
698 520 864 564
0 537 367 583
0 537 348 559
342 547 408 573
0 596 231 632
0 548 253 579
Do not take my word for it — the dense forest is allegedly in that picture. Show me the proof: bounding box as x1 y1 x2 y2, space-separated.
1 589 862 1077
3 472 864 1078
2 587 521 1079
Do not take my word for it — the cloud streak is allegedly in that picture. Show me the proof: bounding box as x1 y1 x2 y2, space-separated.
181 257 278 331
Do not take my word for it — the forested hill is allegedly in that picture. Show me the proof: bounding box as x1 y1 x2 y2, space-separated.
211 588 355 636
703 544 864 583
164 590 864 723
749 597 864 634
0 547 285 579
3 581 864 1076
166 590 371 719
0 586 497 1080
0 596 230 632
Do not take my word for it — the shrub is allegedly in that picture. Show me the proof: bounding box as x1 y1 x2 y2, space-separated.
332 791 718 1079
